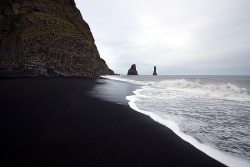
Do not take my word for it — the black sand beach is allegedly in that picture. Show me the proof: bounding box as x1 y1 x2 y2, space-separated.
0 78 225 167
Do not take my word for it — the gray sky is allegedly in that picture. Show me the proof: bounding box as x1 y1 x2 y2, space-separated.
75 0 250 75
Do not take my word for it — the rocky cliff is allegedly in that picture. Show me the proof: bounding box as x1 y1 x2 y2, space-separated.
0 0 114 77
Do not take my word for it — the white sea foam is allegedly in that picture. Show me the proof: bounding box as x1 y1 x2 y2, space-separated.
156 79 250 102
102 75 156 86
103 76 250 102
103 75 250 166
126 88 250 167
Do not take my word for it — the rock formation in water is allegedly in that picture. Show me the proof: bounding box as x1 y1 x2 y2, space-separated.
153 66 157 75
127 64 138 75
0 0 114 77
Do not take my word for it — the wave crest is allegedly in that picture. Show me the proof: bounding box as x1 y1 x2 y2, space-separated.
156 79 250 101
102 76 250 102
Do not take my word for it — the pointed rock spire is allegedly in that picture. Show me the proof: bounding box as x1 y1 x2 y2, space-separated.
153 66 157 75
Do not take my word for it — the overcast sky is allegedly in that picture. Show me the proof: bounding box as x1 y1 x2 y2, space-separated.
75 0 250 75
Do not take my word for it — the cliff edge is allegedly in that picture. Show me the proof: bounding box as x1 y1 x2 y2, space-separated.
0 0 114 77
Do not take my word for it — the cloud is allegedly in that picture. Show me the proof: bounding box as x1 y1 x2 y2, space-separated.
76 0 250 75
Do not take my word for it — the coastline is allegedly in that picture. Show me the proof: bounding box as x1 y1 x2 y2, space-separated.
126 87 250 167
0 77 224 166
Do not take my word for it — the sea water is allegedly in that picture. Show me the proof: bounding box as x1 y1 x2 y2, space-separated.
103 75 250 167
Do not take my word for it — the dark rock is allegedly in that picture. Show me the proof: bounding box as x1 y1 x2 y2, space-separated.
0 0 113 77
153 66 157 75
127 64 138 75
98 58 114 75
108 69 115 75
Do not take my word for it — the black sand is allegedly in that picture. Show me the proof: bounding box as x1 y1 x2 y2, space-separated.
0 78 225 167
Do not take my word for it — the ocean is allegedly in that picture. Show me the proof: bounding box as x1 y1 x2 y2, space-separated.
103 75 250 167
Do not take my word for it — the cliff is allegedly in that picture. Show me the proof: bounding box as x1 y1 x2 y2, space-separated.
0 0 114 77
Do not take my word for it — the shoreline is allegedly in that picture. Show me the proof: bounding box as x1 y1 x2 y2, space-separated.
104 76 250 167
0 78 225 166
126 87 249 167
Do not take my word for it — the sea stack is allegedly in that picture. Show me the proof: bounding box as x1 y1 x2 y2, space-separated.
127 64 138 75
0 0 113 77
153 66 157 75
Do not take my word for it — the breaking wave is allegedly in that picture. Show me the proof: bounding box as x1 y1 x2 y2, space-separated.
103 75 250 166
103 76 250 102
156 79 250 102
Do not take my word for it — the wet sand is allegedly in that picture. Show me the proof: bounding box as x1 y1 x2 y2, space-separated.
0 78 225 166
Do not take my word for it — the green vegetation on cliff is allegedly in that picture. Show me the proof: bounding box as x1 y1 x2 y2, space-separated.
0 0 113 76
1 12 91 40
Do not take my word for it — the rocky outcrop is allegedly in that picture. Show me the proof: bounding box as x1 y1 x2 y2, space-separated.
153 66 157 75
0 0 113 77
127 64 138 75
99 59 114 75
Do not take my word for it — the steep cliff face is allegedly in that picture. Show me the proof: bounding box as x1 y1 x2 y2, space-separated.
0 0 114 76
